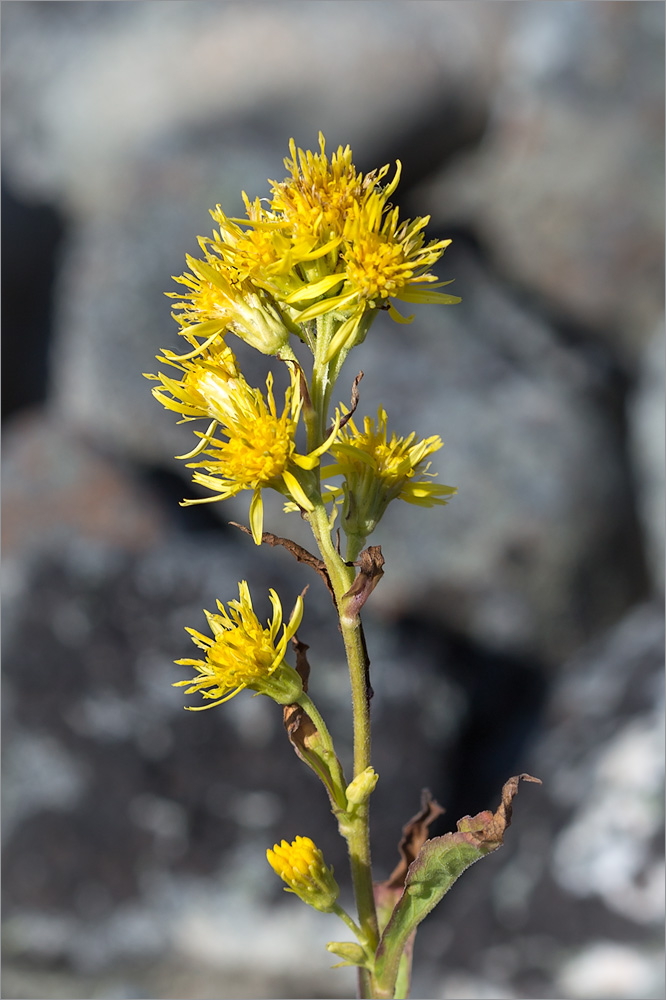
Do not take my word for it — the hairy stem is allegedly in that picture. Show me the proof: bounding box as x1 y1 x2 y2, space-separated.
307 501 379 959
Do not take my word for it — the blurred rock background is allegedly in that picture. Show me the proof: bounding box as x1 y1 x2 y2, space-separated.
1 2 664 999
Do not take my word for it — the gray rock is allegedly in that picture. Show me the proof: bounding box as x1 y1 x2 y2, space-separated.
411 601 665 1000
1 0 502 213
629 323 666 594
2 5 662 997
416 1 665 364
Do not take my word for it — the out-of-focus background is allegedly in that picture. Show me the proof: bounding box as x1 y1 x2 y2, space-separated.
2 3 664 999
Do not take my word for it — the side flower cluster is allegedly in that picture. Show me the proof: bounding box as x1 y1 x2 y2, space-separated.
146 341 337 542
322 406 457 559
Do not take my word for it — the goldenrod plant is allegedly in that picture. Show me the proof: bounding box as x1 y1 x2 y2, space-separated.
146 134 539 999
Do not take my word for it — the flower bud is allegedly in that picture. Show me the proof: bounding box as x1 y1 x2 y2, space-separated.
267 836 339 912
345 767 379 807
326 941 369 967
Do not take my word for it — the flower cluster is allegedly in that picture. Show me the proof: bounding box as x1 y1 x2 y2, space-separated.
147 134 457 543
167 133 459 363
146 342 337 542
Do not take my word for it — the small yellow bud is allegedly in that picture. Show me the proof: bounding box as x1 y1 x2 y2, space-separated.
267 836 339 912
345 767 379 806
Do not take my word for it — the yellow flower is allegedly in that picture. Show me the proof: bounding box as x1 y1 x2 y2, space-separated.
168 244 292 357
274 136 460 359
322 407 456 557
146 344 337 543
266 836 340 912
174 581 304 710
270 134 388 243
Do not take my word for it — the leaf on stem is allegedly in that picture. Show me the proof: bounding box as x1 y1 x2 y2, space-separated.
283 638 346 809
385 789 446 891
336 371 364 432
230 522 335 601
373 774 541 998
343 545 385 618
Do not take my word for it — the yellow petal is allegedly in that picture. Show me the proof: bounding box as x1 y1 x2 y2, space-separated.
284 273 346 304
387 302 415 324
296 291 358 323
249 489 264 544
281 470 314 511
394 287 461 305
159 327 225 362
174 420 218 460
323 306 365 361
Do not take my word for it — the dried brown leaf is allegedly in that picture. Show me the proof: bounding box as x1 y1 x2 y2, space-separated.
343 545 385 617
455 772 542 850
337 371 364 431
385 789 446 889
229 522 334 601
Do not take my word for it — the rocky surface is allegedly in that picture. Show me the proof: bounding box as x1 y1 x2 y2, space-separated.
416 2 665 366
2 3 663 999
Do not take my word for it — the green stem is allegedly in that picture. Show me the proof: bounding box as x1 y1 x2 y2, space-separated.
309 312 346 451
307 500 379 958
332 903 364 942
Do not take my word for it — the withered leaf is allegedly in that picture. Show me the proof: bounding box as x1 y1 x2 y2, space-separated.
374 774 541 999
337 371 364 431
291 635 311 690
282 637 347 811
229 522 335 602
455 772 541 849
343 545 385 618
283 636 315 747
385 789 446 890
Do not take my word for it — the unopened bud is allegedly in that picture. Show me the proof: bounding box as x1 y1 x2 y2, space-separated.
346 766 379 806
266 836 339 912
326 940 369 967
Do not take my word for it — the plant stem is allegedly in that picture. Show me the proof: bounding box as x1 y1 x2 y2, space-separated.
331 903 364 942
309 317 335 450
307 500 380 960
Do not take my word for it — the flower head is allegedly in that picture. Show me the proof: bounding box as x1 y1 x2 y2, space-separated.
168 240 292 357
174 581 304 710
146 345 337 543
323 407 456 557
266 836 339 912
270 135 365 242
273 135 460 359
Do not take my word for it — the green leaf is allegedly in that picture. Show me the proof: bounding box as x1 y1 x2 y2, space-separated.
373 774 540 999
